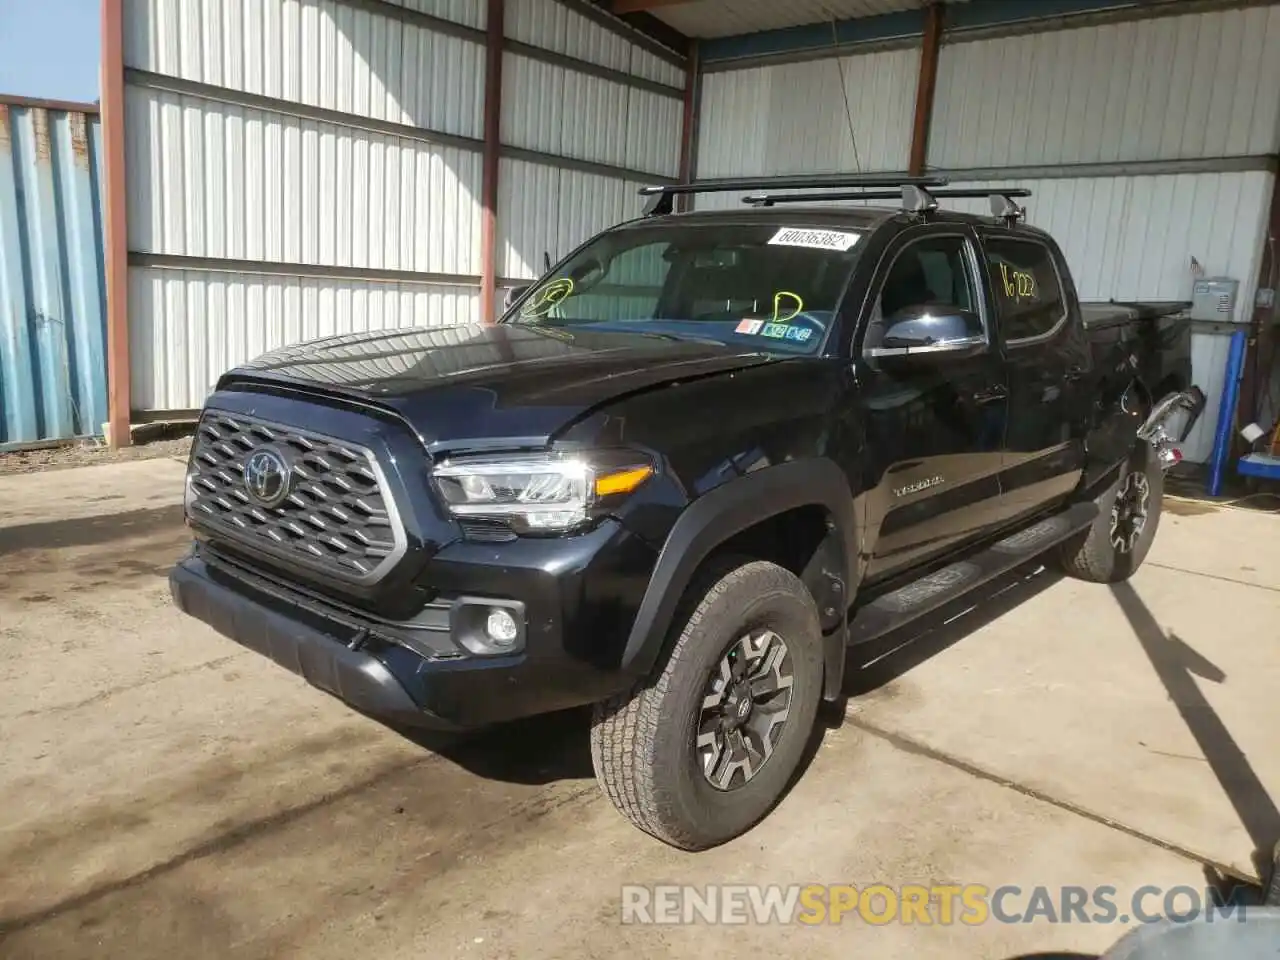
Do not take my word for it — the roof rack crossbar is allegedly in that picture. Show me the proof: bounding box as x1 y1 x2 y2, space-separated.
738 185 1033 225
742 187 1032 207
639 174 949 216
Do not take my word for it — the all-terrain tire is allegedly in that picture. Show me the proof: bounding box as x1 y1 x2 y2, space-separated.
1057 440 1163 583
590 560 823 851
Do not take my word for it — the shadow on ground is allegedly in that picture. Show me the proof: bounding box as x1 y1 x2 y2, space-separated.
392 707 596 785
0 505 186 553
833 561 1062 708
1109 581 1280 905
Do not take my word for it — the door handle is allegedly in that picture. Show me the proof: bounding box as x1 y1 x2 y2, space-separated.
971 385 1008 404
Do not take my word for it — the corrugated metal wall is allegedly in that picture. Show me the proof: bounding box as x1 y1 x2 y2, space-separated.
694 46 920 205
123 88 483 275
497 158 649 280
497 0 685 283
0 102 108 448
505 0 683 87
121 0 686 413
929 6 1280 170
122 0 489 413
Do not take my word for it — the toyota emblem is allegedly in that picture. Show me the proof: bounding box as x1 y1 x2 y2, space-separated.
242 447 293 508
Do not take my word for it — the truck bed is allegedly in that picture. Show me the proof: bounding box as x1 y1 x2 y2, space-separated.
1079 300 1189 330
1080 300 1193 402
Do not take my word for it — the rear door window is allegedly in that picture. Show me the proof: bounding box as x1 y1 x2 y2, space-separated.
982 237 1067 345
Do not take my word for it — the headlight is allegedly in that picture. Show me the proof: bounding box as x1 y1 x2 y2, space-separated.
432 452 654 534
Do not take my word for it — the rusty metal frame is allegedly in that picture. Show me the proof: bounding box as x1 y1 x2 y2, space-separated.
909 2 944 176
100 0 131 448
676 40 701 212
479 0 505 325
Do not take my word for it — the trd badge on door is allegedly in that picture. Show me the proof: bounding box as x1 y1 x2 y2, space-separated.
893 475 944 498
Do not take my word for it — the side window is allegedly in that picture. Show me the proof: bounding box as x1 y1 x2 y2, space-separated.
983 237 1067 344
864 235 981 351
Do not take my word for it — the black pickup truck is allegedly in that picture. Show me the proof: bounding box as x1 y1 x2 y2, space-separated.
170 175 1202 851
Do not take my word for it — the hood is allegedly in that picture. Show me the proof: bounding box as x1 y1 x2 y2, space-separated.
217 323 782 453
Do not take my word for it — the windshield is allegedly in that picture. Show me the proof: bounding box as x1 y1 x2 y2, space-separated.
503 222 864 354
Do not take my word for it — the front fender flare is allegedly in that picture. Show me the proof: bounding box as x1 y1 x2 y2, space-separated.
620 458 859 700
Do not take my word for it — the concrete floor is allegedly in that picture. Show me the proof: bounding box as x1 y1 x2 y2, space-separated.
1 458 1277 960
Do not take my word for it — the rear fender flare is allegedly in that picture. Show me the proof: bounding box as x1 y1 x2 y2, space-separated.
620 459 859 700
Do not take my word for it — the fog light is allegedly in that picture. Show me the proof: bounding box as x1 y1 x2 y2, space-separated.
486 608 519 647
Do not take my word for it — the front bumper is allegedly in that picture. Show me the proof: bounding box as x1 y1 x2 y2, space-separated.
171 555 435 726
170 517 659 730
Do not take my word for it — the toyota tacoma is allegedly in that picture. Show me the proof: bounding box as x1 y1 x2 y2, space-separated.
170 175 1203 850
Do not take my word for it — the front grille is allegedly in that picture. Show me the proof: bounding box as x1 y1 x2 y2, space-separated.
186 412 405 583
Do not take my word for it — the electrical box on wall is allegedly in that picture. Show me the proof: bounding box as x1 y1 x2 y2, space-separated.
1191 277 1240 322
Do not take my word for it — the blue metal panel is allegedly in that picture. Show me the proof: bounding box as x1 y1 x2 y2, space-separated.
1207 328 1247 497
699 0 1145 64
0 102 108 448
700 9 924 64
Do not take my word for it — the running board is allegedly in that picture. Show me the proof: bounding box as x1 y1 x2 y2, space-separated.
848 501 1099 646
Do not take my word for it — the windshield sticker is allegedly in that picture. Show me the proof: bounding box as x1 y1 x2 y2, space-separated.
768 227 860 252
736 319 765 335
757 323 814 343
520 277 575 319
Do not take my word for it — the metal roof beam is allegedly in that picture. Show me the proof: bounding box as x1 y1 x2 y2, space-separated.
699 0 1274 69
610 0 695 12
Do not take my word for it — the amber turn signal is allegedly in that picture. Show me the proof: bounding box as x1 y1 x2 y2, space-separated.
594 465 654 498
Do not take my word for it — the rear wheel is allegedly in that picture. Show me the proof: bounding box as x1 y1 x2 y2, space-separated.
1057 440 1163 583
590 560 823 851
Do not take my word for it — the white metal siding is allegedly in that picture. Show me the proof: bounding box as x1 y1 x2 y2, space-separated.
695 47 920 183
129 266 479 410
497 157 646 280
125 86 483 273
385 0 486 29
931 6 1280 169
496 3 684 287
122 0 486 138
123 0 495 412
501 54 681 178
504 0 684 87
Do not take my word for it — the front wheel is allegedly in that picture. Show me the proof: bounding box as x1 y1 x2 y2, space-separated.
590 560 823 851
1057 440 1164 583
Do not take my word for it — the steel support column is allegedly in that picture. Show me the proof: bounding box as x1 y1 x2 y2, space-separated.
677 40 700 212
908 2 943 176
480 0 505 324
101 0 131 447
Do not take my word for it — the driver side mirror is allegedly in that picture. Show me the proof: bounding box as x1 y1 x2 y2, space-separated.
865 305 986 367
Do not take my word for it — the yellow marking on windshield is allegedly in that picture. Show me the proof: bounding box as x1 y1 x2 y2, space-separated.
521 277 575 318
772 291 804 324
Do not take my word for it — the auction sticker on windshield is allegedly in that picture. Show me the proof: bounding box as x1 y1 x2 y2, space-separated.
768 227 860 252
